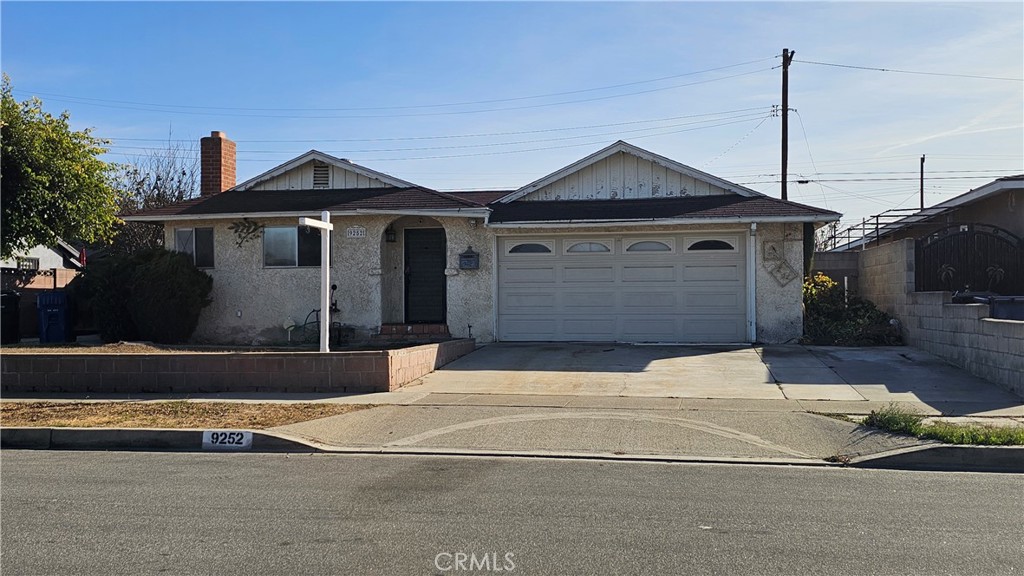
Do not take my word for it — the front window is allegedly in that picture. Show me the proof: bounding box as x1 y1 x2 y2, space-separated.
174 227 214 268
263 226 324 267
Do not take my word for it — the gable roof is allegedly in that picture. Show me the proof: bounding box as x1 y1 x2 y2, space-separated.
497 140 765 203
489 195 840 226
446 190 517 205
124 187 489 222
234 150 417 191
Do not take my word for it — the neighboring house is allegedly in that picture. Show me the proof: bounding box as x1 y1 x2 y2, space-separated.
826 175 1023 294
828 174 1024 252
0 239 84 289
124 131 840 345
1 239 84 338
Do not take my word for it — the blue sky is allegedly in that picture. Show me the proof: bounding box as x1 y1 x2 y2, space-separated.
3 1 1022 230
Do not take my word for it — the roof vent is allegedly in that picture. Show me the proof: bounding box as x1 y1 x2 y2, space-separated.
313 162 330 189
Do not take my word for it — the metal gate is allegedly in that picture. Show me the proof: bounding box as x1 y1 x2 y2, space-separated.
915 224 1023 294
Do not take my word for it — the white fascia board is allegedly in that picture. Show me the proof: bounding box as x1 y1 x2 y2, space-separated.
123 208 491 223
487 214 839 228
500 141 764 203
233 150 418 191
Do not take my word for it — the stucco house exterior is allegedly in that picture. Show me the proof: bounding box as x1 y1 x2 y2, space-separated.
124 131 840 345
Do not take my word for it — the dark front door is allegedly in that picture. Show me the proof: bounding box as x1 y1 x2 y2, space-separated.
405 228 446 323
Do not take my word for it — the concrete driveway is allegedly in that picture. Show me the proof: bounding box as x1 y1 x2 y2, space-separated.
411 342 1023 409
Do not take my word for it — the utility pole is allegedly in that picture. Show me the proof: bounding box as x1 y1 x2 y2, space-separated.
781 48 795 201
919 154 926 210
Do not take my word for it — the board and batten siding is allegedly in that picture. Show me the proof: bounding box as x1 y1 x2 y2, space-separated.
252 162 393 191
521 151 730 201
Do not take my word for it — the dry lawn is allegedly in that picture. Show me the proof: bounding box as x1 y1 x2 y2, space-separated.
0 401 371 429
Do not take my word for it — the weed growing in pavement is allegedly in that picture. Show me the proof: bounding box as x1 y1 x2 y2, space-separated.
863 403 924 436
862 403 1024 446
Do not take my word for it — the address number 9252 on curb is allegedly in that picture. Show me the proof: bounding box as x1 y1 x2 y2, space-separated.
202 430 253 451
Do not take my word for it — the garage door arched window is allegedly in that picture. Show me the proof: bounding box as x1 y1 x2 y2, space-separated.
687 239 735 251
508 242 552 254
626 240 672 253
566 241 611 253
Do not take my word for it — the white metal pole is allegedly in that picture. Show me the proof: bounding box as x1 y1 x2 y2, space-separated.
320 210 331 352
299 211 334 353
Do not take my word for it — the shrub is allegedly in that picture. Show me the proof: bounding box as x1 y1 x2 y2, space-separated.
802 272 902 346
70 248 212 343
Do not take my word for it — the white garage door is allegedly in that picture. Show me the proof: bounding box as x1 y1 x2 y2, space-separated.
497 234 747 343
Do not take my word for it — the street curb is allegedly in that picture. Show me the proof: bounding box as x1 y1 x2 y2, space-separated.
849 444 1024 473
0 427 317 453
4 427 1021 472
0 426 832 466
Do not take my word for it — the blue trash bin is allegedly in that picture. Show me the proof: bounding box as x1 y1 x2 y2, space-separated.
37 291 74 344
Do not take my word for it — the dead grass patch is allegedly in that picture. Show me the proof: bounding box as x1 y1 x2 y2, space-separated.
0 401 371 429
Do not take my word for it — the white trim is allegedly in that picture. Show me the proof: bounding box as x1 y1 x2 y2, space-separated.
488 214 839 228
234 150 417 191
504 240 555 255
746 224 757 342
491 232 499 343
624 239 675 253
684 236 740 253
563 239 613 255
123 207 490 223
498 141 765 203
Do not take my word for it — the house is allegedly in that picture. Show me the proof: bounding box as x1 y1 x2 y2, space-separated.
123 131 840 345
1 239 84 339
822 175 1023 295
828 174 1023 252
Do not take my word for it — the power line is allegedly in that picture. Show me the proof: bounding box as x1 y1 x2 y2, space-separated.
103 111 772 155
20 57 777 113
794 59 1023 82
12 67 775 119
792 109 828 208
701 116 772 169
98 107 773 144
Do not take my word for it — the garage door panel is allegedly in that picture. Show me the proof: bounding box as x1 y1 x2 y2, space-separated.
562 291 616 310
622 291 676 309
502 318 558 340
685 291 742 309
563 266 614 283
681 264 741 282
681 318 745 340
498 234 747 343
562 318 617 338
621 318 677 339
501 291 557 311
622 265 675 282
503 266 556 283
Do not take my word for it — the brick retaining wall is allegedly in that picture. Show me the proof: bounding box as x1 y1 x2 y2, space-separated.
1 339 476 395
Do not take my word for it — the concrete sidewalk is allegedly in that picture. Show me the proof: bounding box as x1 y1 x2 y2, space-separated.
4 344 1021 469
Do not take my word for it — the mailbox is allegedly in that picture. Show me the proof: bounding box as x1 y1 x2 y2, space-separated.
459 247 480 270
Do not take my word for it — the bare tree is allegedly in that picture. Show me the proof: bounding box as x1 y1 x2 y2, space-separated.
108 135 199 256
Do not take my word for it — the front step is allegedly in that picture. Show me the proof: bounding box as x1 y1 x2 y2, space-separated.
373 323 451 343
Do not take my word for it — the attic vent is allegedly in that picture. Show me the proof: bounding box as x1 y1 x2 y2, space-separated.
313 163 330 189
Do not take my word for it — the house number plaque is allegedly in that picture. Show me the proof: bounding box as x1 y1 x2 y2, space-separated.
345 226 367 238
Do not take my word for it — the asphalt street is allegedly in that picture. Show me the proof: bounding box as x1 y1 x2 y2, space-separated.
1 452 1021 576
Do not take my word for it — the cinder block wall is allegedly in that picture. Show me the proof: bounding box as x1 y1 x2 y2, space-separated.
857 240 1023 396
812 251 860 294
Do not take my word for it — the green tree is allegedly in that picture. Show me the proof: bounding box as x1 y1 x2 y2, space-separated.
1 75 122 260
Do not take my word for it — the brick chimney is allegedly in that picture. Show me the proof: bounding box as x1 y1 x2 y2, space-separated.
200 130 236 196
